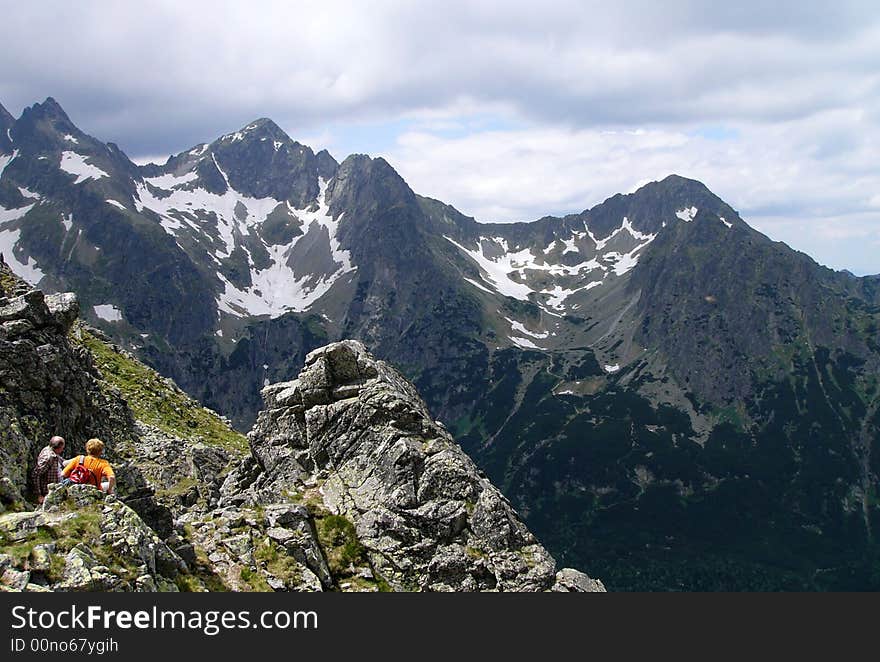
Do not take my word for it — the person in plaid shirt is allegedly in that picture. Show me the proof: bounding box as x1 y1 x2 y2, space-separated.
32 435 66 504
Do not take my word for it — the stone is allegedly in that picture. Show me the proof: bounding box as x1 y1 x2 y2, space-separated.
45 292 79 331
135 575 158 592
57 551 93 591
331 384 361 400
264 504 309 528
1 319 32 336
552 568 607 592
30 544 55 572
1 568 31 591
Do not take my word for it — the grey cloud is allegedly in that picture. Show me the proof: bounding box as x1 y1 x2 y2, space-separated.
1 1 878 157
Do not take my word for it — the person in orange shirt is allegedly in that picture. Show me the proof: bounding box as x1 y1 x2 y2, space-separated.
61 438 116 494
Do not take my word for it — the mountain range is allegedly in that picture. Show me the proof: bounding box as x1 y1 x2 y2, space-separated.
2 97 878 589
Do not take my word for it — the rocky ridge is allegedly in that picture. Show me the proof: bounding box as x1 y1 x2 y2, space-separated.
225 340 601 591
0 260 602 592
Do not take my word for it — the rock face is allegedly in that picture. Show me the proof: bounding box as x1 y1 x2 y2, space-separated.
0 265 131 506
237 340 604 592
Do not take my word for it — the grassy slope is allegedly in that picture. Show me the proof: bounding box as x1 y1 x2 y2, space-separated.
76 327 247 454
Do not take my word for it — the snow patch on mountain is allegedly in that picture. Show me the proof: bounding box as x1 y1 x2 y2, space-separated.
448 216 656 312
0 150 19 178
543 239 561 255
213 179 355 317
105 200 126 211
297 180 353 273
137 158 356 318
59 152 110 184
94 304 123 322
561 237 579 254
445 236 534 300
0 201 35 224
463 277 494 294
510 336 542 350
542 281 603 310
676 206 698 222
591 217 653 252
0 225 44 284
593 218 657 276
504 317 549 339
142 170 198 190
136 169 284 258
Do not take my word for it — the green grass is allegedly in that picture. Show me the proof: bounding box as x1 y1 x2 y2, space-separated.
174 573 206 592
315 514 367 578
77 328 247 454
239 566 272 591
0 528 54 566
346 575 393 592
254 539 302 586
465 545 486 560
187 535 231 592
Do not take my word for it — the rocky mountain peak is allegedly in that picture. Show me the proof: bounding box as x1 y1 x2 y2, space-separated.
329 154 418 222
3 97 121 179
315 148 338 181
233 340 604 591
27 97 70 122
183 120 328 204
577 172 736 238
16 97 78 140
224 117 287 142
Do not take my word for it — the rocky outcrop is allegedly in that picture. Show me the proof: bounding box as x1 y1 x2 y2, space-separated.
232 340 604 592
0 275 130 507
0 261 171 530
0 485 185 592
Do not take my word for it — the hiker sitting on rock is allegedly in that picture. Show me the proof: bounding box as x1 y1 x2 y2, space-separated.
61 438 116 495
32 435 67 504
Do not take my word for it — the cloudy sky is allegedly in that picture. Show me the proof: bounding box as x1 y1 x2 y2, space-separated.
2 0 879 274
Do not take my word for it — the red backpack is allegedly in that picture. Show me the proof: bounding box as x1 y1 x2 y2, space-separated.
68 456 98 487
